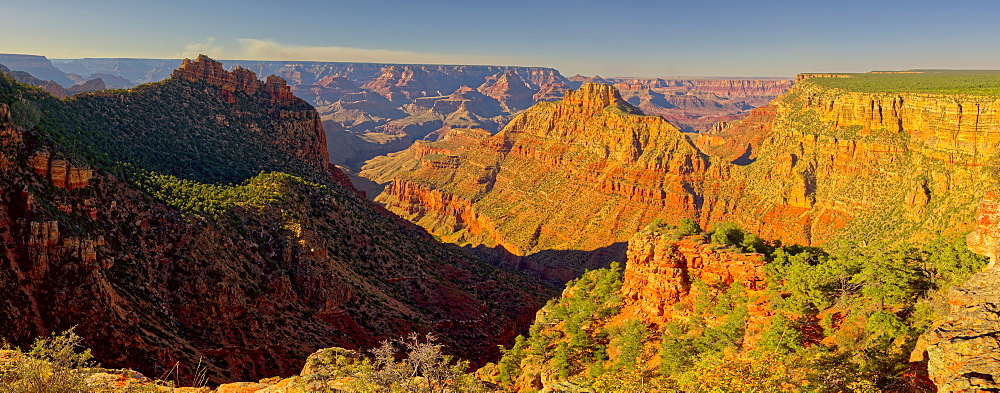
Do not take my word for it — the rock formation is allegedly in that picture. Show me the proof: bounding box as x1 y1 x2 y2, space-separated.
499 223 773 392
610 77 792 132
0 53 75 87
0 63 106 99
620 226 768 327
364 83 712 280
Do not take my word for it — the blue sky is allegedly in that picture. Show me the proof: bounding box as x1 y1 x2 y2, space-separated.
3 0 1000 77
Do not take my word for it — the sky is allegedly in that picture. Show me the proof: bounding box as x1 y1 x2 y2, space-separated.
3 0 1000 77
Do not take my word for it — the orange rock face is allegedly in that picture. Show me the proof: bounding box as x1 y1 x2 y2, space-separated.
966 191 1000 266
27 151 94 190
172 55 301 105
620 229 767 326
479 71 536 112
365 83 712 278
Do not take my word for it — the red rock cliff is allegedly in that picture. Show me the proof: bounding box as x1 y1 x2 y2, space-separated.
620 228 767 327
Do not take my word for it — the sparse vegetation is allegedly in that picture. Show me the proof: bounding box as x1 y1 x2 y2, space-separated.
0 329 93 393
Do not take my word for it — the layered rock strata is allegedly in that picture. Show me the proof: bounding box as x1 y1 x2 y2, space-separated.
365 83 713 280
367 78 1000 280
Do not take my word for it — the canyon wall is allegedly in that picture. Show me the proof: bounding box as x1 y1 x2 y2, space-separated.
620 226 768 327
702 80 999 249
364 83 716 280
367 78 1000 281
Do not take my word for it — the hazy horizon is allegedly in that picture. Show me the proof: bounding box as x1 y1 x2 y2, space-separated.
4 0 1000 77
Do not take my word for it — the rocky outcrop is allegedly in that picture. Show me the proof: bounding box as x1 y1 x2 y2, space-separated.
924 268 1000 392
798 86 1000 165
172 55 300 105
0 63 104 99
28 151 94 190
968 192 1000 266
621 228 767 326
169 55 329 176
290 76 361 106
923 193 1000 392
479 72 537 112
368 76 1000 279
316 66 570 169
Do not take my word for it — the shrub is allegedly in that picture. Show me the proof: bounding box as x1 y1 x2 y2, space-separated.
0 328 93 393
710 222 744 248
677 218 702 236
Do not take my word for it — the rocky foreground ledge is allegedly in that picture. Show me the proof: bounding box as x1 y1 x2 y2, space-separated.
0 344 493 392
923 192 1000 392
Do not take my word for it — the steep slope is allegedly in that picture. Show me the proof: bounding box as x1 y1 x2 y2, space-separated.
363 83 714 281
0 55 545 384
489 218 986 392
323 65 571 169
0 63 107 99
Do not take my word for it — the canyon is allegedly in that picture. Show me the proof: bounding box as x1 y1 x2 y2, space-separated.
0 55 547 384
4 51 1000 392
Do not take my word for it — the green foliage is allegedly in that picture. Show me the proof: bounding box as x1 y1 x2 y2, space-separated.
756 234 988 389
804 70 1000 95
611 320 648 372
553 341 570 379
498 335 527 386
47 78 323 184
657 322 697 376
852 247 928 309
677 217 702 236
498 227 988 392
138 170 318 217
922 237 989 288
496 264 624 387
740 232 769 254
710 222 744 247
759 314 805 354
